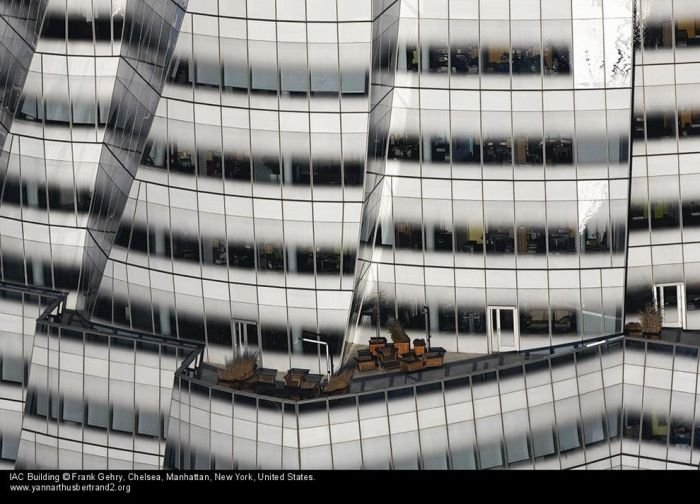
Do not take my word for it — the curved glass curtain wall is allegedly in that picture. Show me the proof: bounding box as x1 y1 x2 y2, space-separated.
348 0 635 357
87 0 379 374
165 336 700 470
626 0 700 333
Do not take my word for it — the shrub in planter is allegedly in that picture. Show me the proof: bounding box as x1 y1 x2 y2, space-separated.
387 320 410 357
639 302 662 335
324 365 354 395
218 351 258 384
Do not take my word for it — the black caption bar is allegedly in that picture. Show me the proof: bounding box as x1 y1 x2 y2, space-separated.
0 469 668 498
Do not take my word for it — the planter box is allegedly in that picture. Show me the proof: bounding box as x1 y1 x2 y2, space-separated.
218 379 242 390
369 337 387 356
413 339 426 356
377 345 396 362
301 373 323 390
400 358 424 372
355 354 376 371
300 374 323 399
377 344 400 370
394 341 410 357
381 359 401 371
255 367 278 384
424 347 446 368
424 354 444 368
284 368 310 388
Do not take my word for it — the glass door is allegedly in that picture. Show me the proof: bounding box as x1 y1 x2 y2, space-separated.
654 284 685 329
488 307 519 352
232 318 259 355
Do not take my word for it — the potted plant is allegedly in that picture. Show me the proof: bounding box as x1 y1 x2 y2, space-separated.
217 351 258 388
323 365 354 395
624 321 643 338
400 351 424 372
387 320 410 357
639 302 663 339
413 338 426 356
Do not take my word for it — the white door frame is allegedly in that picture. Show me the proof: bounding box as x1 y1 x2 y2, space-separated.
653 283 686 329
232 318 258 353
487 306 520 353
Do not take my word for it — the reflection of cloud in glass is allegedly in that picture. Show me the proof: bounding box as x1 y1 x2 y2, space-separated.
605 17 633 88
578 180 609 235
574 19 605 88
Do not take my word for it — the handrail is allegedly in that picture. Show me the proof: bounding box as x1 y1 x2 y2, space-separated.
0 279 65 298
0 281 204 367
6 280 697 407
173 335 630 407
178 331 700 405
0 279 68 322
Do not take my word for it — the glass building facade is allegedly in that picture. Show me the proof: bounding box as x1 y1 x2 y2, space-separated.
349 0 634 356
82 0 375 374
0 282 57 468
1 0 700 470
15 290 200 469
166 335 700 470
626 0 700 332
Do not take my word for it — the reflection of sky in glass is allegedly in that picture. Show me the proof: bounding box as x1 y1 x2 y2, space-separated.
572 0 603 19
574 19 605 88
